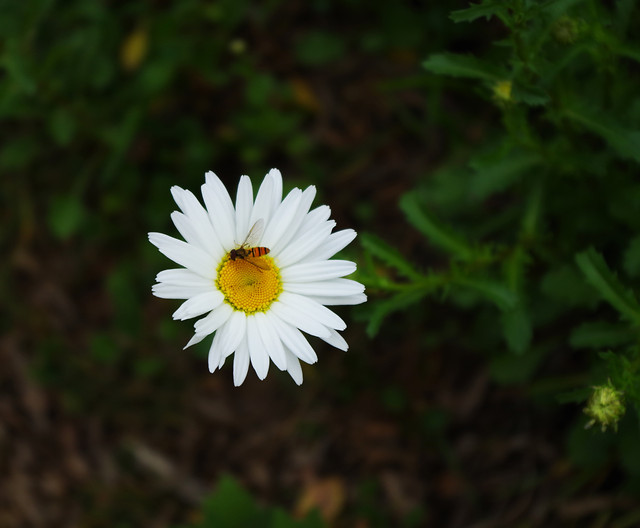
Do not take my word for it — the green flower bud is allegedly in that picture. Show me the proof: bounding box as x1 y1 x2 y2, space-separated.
553 16 585 44
584 381 625 432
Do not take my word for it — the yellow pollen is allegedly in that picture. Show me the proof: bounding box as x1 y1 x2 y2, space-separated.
216 256 281 314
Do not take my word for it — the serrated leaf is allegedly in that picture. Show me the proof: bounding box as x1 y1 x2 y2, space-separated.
569 321 636 349
469 150 541 199
367 289 428 337
563 105 640 163
450 2 505 23
540 264 600 307
501 304 532 354
575 248 640 324
511 82 549 106
423 53 500 81
400 193 474 260
360 232 422 280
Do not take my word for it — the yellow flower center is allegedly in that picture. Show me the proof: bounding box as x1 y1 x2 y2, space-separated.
216 256 281 314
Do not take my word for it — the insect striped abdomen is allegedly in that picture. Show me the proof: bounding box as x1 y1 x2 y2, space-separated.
250 247 270 258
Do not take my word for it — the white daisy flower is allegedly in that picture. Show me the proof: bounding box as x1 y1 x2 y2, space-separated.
149 169 366 386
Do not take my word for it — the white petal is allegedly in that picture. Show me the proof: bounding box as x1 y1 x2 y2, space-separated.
266 168 283 215
247 316 269 380
192 302 233 340
202 172 236 251
184 332 208 348
149 232 216 278
268 314 318 364
282 260 356 283
170 211 199 246
283 206 331 254
275 220 335 268
233 337 250 386
270 299 331 339
184 304 233 349
235 175 254 244
307 293 367 306
262 188 302 249
208 311 246 372
170 186 224 258
155 268 210 286
249 170 277 228
284 347 303 385
253 311 286 370
172 290 223 321
320 329 349 351
152 283 209 300
283 278 365 297
279 291 346 331
303 229 357 262
303 205 331 228
270 186 316 255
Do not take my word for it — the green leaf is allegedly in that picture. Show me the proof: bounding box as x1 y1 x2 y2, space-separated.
90 333 121 363
1 42 37 95
48 108 76 146
201 475 262 527
422 53 500 81
450 2 505 23
623 235 640 277
296 31 346 65
469 150 541 199
569 321 637 349
453 276 518 311
563 105 640 163
575 248 640 324
367 289 428 337
501 304 532 354
511 82 549 106
540 264 600 307
360 232 422 280
48 194 85 239
542 0 588 19
490 343 545 384
400 193 474 260
246 74 276 107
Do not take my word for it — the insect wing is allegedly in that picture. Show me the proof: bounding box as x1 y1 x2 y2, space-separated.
242 218 265 248
246 255 271 270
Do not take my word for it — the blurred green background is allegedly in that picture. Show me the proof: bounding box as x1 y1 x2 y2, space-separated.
3 0 640 526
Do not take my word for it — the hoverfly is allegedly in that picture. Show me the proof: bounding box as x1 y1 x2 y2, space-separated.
229 218 271 270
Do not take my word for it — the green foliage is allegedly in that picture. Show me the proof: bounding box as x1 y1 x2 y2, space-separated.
399 193 475 261
362 0 640 453
175 476 325 528
295 31 346 66
422 53 501 81
449 2 507 24
575 248 640 324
